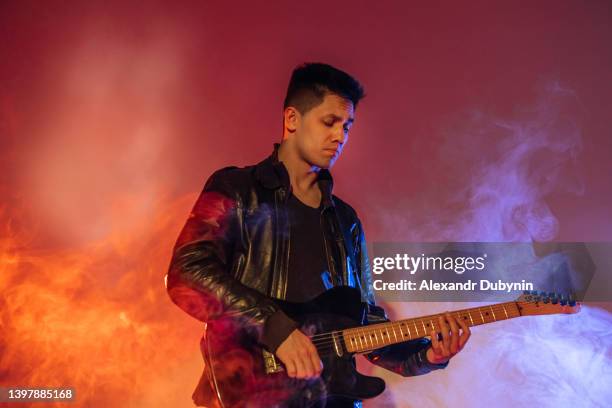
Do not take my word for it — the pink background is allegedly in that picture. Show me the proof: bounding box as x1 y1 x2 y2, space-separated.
1 1 611 407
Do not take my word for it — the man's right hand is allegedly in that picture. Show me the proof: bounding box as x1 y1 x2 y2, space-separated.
275 328 323 379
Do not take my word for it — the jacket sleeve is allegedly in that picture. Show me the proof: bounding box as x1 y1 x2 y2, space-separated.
353 218 449 377
166 168 296 352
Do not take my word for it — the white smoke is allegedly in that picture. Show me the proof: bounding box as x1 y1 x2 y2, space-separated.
366 81 612 407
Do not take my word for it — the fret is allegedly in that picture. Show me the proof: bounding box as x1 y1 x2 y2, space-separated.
490 305 497 321
392 323 398 343
512 302 520 317
347 334 356 352
398 322 405 339
380 327 387 346
468 311 474 326
413 320 419 337
361 327 370 350
478 308 485 323
357 328 364 351
458 313 467 326
421 319 427 335
502 304 509 319
406 322 412 339
510 302 520 317
343 331 351 352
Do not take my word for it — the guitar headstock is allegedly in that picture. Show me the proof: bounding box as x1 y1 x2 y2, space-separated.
516 291 581 316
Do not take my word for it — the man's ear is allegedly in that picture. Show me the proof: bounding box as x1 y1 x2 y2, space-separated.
283 107 299 134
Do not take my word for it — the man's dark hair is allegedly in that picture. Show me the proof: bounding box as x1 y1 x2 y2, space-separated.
283 62 365 115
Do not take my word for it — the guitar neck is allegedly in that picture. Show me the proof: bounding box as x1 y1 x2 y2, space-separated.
343 301 521 353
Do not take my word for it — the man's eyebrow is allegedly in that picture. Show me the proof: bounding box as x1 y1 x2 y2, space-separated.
325 114 355 124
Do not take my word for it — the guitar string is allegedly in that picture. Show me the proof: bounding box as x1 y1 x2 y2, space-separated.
308 304 522 348
271 301 561 365
307 303 515 342
306 302 520 341
273 301 558 365
306 303 527 348
309 299 550 343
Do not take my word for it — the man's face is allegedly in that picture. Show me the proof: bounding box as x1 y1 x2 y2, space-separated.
291 93 355 169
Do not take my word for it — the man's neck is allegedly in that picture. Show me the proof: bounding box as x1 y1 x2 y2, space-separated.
277 141 321 202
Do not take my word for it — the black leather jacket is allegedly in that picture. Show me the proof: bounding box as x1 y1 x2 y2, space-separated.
166 143 447 384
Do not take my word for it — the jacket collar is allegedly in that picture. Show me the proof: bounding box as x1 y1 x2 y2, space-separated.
255 143 335 208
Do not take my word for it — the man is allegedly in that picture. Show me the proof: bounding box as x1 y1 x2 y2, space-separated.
167 62 470 407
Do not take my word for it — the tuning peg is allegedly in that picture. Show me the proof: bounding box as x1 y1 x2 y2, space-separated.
548 292 556 298
551 296 559 304
543 297 550 304
559 294 567 306
568 294 577 307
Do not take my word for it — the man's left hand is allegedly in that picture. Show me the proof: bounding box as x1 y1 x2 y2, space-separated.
426 312 471 365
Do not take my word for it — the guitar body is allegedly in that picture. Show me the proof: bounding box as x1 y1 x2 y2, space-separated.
202 286 385 407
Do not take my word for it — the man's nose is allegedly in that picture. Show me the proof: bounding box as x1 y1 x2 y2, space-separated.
331 128 347 145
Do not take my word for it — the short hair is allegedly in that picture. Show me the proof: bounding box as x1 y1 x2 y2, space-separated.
283 62 365 115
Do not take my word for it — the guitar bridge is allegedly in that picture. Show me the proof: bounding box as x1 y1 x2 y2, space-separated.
262 349 284 374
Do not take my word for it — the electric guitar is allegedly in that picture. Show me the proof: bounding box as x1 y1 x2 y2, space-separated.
199 286 580 407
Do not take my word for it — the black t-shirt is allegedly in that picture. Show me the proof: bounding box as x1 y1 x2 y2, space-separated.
285 193 329 303
260 192 331 353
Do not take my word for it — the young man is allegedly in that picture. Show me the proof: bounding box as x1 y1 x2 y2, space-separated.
167 63 470 407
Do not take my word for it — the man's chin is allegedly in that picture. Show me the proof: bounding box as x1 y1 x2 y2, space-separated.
307 154 336 170
315 158 334 170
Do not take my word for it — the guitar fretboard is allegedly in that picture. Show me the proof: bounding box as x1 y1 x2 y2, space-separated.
342 302 521 353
